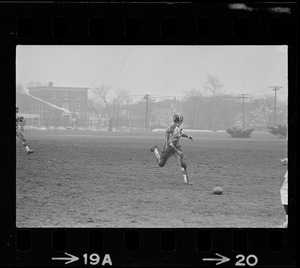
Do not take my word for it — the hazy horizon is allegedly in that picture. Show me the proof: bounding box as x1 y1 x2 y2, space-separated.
16 45 288 102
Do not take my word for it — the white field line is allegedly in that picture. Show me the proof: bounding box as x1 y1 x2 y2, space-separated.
32 134 286 142
43 135 160 139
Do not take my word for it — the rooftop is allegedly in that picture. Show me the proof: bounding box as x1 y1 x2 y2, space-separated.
28 82 89 91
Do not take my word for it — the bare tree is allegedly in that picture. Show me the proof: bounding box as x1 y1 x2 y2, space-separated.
183 89 204 129
93 84 112 115
88 99 106 126
248 96 274 130
115 88 130 104
214 94 239 129
275 100 288 126
203 75 223 130
91 83 113 130
249 95 287 131
203 75 223 96
91 85 131 131
114 88 130 130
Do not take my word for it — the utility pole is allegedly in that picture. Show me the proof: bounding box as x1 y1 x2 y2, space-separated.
148 96 155 130
144 94 150 131
237 94 251 130
110 99 117 132
116 101 120 131
269 86 282 127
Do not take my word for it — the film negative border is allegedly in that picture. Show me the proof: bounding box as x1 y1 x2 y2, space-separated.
1 228 295 266
0 2 298 44
1 1 297 267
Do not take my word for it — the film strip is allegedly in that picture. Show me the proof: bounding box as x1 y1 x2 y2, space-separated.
1 1 297 267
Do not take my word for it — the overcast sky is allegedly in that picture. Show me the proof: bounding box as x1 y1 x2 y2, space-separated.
16 45 288 102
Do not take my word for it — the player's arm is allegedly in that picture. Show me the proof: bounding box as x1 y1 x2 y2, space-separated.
16 115 24 122
181 132 193 141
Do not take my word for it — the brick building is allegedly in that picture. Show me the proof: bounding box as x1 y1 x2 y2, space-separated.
19 82 89 127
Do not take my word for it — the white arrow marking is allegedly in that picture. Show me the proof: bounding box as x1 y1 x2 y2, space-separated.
52 252 79 265
203 253 230 265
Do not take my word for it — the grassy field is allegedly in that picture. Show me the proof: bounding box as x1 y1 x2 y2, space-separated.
16 130 287 228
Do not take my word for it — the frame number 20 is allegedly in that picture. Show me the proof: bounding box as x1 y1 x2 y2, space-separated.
236 254 258 266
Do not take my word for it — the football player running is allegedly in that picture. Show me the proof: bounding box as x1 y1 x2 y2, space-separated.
150 113 193 184
16 106 35 155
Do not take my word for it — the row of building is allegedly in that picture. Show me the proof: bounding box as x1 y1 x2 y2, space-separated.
17 82 90 127
16 82 179 129
17 82 285 131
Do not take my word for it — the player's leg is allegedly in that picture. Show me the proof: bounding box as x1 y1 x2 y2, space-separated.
158 146 175 167
174 144 190 184
280 179 288 227
150 146 161 163
283 204 288 227
176 155 189 184
16 130 35 155
151 144 172 167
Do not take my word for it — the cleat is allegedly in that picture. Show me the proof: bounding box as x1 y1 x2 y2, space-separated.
27 150 35 155
184 177 192 185
184 179 192 185
182 168 190 184
150 146 157 152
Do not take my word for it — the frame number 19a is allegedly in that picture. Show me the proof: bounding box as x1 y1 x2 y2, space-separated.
83 253 112 266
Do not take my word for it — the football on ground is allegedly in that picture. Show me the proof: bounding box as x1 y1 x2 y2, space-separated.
213 186 223 195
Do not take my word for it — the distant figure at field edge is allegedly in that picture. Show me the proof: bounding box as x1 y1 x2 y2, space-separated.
280 157 288 227
16 106 35 155
150 113 193 184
